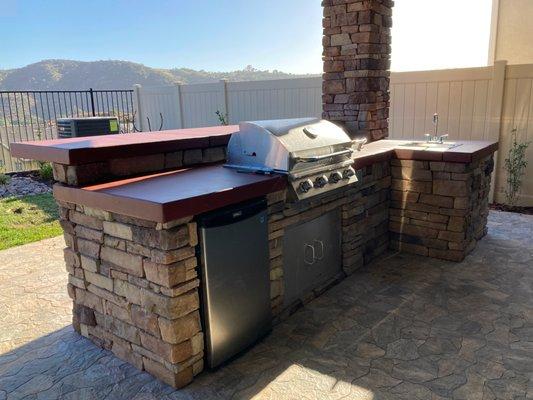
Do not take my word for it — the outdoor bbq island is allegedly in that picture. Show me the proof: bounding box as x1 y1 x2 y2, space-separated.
11 124 497 388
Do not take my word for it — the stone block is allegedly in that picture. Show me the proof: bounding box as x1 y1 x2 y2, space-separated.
74 225 104 243
144 257 197 288
391 179 432 193
203 147 226 163
143 357 193 389
83 207 112 221
104 235 126 251
77 239 101 259
75 288 103 313
159 278 199 298
444 163 467 173
151 246 196 265
103 300 132 324
114 279 143 305
433 180 469 197
158 311 201 344
139 331 193 363
70 211 104 230
131 305 161 337
448 216 466 233
126 242 152 257
389 221 438 239
165 151 183 169
85 271 113 292
438 230 465 243
101 247 144 277
109 154 165 176
141 289 199 320
64 248 81 268
391 166 432 181
183 149 203 165
87 283 128 308
74 304 96 326
133 225 190 250
111 338 143 371
68 274 86 290
103 221 133 241
419 194 454 208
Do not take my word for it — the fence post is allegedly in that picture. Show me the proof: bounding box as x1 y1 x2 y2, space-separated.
133 84 144 132
487 59 507 203
220 79 229 124
176 84 185 129
89 88 96 116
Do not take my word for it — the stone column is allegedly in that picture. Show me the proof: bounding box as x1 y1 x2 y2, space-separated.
322 0 393 141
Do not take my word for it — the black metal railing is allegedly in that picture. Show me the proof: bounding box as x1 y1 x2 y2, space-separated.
0 88 135 172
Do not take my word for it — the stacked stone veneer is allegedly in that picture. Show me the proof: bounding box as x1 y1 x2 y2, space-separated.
389 155 494 262
322 0 393 140
266 160 391 318
52 143 496 389
52 146 226 186
60 203 203 388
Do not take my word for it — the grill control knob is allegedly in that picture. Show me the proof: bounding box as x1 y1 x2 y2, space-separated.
299 179 314 193
329 171 343 183
314 175 329 188
342 167 356 179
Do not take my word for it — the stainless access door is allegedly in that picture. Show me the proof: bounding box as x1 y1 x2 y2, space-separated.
283 209 342 307
198 198 271 369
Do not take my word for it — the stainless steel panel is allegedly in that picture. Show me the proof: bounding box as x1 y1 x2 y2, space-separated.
282 209 342 307
199 203 271 369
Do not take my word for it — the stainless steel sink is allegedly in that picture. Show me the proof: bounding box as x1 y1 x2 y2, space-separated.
398 141 463 151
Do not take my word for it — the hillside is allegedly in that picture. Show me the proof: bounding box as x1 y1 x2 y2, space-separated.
0 60 318 90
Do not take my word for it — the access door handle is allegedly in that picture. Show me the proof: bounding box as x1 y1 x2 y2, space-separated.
304 243 315 265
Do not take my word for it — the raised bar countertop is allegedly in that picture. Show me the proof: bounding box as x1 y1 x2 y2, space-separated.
54 165 286 222
12 126 497 222
10 125 237 165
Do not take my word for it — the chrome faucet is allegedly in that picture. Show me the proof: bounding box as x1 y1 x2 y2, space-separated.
425 113 448 144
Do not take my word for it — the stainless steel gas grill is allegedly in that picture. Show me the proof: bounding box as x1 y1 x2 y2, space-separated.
225 118 358 200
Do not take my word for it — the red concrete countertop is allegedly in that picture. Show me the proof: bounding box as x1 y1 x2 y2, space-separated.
10 125 237 165
352 139 498 168
54 164 286 222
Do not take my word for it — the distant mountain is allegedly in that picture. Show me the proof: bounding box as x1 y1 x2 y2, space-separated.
0 60 319 90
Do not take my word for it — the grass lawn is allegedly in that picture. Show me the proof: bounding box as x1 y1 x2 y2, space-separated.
0 193 62 251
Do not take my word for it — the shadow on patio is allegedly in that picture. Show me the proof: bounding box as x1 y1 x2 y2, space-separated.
0 211 532 399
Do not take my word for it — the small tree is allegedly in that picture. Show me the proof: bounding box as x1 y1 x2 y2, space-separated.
504 128 530 206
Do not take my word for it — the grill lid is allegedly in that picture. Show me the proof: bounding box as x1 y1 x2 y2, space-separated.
225 118 353 173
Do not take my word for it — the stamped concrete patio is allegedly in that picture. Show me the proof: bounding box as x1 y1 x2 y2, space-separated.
1 210 532 399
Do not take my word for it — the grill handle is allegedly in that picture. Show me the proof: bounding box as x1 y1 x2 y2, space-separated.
292 148 354 163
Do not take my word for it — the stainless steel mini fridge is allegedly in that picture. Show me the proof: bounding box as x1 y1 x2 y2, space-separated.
197 197 271 369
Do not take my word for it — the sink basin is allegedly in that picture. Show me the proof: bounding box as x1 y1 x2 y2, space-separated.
398 141 462 151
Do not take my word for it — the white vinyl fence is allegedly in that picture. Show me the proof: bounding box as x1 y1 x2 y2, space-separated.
134 61 532 205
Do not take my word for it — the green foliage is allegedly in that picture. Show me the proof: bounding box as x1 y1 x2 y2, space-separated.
504 128 530 206
38 161 53 181
0 166 10 185
215 110 229 126
0 193 62 250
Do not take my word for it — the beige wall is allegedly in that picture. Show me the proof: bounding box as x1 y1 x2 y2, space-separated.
490 0 533 64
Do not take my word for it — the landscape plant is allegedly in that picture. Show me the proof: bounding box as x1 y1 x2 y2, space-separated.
215 110 229 126
38 161 53 181
0 166 10 185
504 128 530 206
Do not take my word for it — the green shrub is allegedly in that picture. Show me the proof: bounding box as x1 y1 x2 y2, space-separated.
504 128 530 206
215 110 229 126
38 162 53 181
0 167 10 185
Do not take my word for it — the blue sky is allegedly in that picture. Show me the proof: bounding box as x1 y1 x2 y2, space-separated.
0 0 492 73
